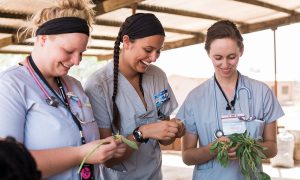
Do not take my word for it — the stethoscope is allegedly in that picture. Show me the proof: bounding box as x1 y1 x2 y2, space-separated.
26 56 95 178
213 73 256 139
25 56 91 124
26 57 60 107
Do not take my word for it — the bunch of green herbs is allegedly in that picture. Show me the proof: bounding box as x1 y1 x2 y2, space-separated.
210 131 270 180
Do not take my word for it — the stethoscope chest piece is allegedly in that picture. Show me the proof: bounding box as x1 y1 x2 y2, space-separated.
214 129 224 139
46 96 59 107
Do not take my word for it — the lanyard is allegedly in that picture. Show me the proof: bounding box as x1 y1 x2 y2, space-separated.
214 73 239 112
28 56 86 145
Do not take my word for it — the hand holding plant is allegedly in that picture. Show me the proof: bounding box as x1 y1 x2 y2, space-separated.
170 118 185 138
78 134 138 174
209 136 233 168
210 131 270 180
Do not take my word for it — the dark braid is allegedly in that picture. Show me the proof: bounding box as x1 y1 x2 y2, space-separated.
111 14 139 131
139 73 144 96
0 136 41 180
111 13 165 132
112 30 122 131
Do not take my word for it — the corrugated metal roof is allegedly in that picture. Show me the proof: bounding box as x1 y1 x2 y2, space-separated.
1 0 300 60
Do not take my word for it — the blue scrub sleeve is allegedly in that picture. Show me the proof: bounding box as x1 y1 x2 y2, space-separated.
85 82 111 129
176 98 198 135
262 88 284 123
0 80 26 142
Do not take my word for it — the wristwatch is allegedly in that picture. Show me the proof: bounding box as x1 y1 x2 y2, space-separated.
133 127 149 143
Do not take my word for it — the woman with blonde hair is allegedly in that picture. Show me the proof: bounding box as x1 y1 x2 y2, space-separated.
0 0 126 179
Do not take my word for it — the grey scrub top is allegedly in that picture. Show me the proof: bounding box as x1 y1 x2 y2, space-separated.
176 74 284 180
0 65 100 180
85 60 178 180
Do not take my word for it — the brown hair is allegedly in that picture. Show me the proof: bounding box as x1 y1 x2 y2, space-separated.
19 0 94 38
205 20 243 53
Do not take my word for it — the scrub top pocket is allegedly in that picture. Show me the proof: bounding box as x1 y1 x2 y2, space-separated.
136 109 157 125
100 164 129 178
246 119 265 139
80 103 94 122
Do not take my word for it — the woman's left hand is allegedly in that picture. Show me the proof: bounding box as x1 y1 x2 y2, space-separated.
170 118 185 138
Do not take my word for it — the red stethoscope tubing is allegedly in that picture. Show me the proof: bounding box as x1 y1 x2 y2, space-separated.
25 57 71 103
26 57 53 100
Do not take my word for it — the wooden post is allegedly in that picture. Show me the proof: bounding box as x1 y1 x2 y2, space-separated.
131 3 137 15
272 27 278 97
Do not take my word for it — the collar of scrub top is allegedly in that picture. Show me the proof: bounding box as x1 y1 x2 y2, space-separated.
213 72 239 139
214 73 239 113
26 55 87 145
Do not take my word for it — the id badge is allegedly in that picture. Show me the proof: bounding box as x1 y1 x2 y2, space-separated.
221 114 246 136
79 164 94 180
154 89 170 108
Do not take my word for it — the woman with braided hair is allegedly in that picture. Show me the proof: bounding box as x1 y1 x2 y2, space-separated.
85 13 185 179
0 0 126 179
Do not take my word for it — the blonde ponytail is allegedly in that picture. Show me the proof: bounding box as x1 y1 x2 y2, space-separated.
18 0 94 39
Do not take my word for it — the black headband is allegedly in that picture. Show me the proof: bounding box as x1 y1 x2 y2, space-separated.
36 17 90 36
121 13 165 41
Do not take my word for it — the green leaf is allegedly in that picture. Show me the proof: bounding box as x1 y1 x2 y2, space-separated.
253 146 267 159
221 152 229 167
209 141 219 154
255 155 262 166
77 141 110 174
260 172 271 180
214 132 269 180
217 150 223 161
241 151 247 172
121 136 138 150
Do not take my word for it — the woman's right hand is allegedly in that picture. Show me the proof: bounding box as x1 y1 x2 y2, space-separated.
79 137 120 164
113 138 127 158
140 120 178 141
211 136 237 160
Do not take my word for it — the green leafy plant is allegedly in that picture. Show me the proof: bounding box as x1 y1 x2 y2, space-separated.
77 134 138 174
210 131 270 180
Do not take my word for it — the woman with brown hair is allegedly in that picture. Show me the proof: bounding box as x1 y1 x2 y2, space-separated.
177 20 284 179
